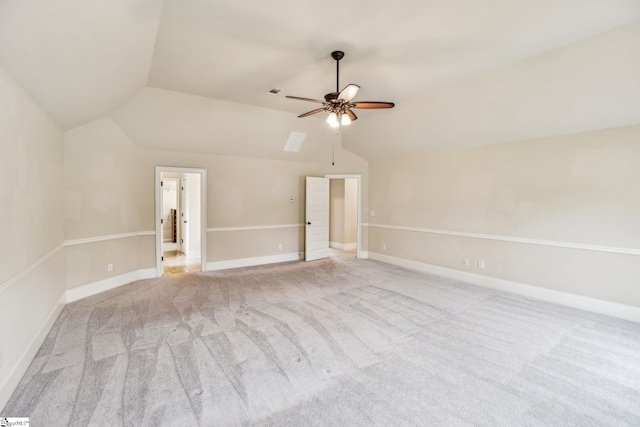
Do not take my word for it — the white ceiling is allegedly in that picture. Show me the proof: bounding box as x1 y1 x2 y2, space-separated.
0 0 163 129
1 0 639 160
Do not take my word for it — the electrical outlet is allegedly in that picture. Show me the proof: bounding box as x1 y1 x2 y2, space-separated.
382 244 386 251
463 258 469 267
107 263 113 272
278 243 283 250
478 260 485 270
370 210 376 217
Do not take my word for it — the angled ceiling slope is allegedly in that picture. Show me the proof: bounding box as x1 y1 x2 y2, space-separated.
0 0 163 129
0 0 639 161
148 0 640 116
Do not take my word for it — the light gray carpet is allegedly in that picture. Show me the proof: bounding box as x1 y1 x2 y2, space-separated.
3 253 640 426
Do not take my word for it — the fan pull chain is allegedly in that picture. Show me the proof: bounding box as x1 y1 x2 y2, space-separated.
332 131 335 166
332 128 340 166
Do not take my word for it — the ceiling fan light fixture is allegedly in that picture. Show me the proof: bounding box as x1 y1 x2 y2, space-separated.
286 50 394 128
327 112 339 127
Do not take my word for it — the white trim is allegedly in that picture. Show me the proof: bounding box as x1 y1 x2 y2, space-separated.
324 174 363 259
360 250 369 259
329 241 357 251
0 244 64 292
366 223 640 256
65 268 157 303
207 223 304 232
64 231 155 247
368 252 640 323
0 293 66 411
186 250 201 259
207 252 303 271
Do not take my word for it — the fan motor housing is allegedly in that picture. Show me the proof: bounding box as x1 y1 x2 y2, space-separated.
324 92 339 102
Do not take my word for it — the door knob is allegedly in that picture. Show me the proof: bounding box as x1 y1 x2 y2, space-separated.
307 222 311 225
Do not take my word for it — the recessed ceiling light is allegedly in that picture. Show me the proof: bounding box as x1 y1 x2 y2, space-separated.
266 88 282 95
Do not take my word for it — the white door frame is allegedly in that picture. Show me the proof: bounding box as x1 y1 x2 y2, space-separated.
155 166 207 276
180 177 189 256
324 174 362 258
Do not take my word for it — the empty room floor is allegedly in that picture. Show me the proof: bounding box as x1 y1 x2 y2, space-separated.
3 256 640 425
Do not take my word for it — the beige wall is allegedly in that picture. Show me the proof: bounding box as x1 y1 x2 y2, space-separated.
0 67 64 282
329 178 358 247
330 179 345 244
140 149 323 265
344 178 358 244
0 66 66 409
368 125 640 307
63 118 144 289
64 118 140 240
65 237 141 289
61 120 369 285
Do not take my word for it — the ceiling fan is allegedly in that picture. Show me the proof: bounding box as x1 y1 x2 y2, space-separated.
286 51 395 127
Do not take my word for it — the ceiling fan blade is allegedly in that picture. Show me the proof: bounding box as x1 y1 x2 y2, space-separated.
352 101 395 109
338 84 360 102
297 108 326 118
285 95 325 103
345 108 358 121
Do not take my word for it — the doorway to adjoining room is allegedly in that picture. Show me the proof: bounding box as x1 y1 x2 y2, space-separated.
155 167 207 276
329 177 358 260
304 174 361 262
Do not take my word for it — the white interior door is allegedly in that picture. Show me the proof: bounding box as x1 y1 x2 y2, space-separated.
181 177 189 255
305 176 330 261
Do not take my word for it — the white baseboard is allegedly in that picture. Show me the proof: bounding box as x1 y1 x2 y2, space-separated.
329 242 357 251
138 268 157 280
65 268 158 303
368 252 640 323
359 251 369 259
207 252 303 271
186 250 201 259
0 293 66 411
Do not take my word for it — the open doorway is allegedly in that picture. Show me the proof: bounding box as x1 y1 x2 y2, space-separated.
329 177 358 259
304 174 361 262
155 167 207 276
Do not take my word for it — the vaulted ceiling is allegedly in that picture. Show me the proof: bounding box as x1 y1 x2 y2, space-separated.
1 0 639 161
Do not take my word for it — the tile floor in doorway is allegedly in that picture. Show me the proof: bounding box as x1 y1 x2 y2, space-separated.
161 246 354 275
162 242 201 275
